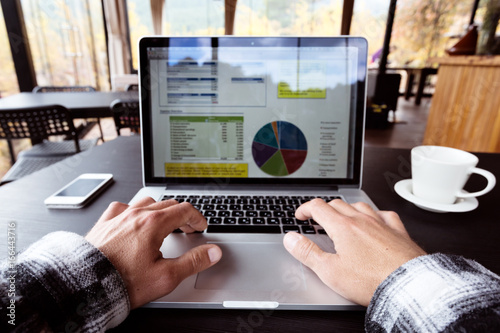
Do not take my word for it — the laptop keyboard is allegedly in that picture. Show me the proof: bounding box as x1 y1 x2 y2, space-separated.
161 195 341 234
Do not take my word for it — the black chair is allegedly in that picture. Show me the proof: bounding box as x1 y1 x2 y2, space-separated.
0 105 98 184
33 85 104 141
32 85 96 93
110 99 140 136
366 72 402 128
125 84 139 92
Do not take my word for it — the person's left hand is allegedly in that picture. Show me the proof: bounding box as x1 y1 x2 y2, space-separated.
85 197 222 309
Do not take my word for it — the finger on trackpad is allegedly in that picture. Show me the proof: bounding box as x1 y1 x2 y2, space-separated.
195 242 306 291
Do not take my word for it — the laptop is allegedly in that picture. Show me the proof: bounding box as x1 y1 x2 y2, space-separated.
131 36 373 310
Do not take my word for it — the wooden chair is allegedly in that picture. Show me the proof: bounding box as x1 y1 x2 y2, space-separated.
110 99 140 136
0 105 98 184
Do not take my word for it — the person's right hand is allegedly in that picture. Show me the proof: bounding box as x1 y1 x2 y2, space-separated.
283 199 426 306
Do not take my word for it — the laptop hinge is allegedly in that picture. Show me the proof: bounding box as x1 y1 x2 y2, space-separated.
162 184 339 191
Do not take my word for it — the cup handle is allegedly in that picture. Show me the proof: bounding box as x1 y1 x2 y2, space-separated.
457 167 496 198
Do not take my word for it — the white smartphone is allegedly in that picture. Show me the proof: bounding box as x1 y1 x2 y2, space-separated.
44 173 114 209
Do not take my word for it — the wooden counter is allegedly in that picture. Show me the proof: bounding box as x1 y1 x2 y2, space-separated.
423 56 500 152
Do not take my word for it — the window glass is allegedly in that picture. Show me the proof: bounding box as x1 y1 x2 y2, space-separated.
20 0 109 90
127 1 491 71
127 0 153 70
163 0 225 34
127 0 225 69
127 0 343 70
234 0 342 36
351 0 390 65
0 5 20 177
390 0 475 67
474 0 500 33
353 0 480 67
0 5 19 97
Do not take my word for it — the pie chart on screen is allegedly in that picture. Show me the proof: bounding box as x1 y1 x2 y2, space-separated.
252 121 307 176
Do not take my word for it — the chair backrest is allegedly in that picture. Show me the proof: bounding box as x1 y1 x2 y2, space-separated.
125 84 139 92
0 105 80 151
33 86 96 93
110 99 140 136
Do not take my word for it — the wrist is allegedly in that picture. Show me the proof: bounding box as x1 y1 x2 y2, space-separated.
366 253 500 331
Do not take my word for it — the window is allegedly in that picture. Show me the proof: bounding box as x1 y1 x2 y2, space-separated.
0 5 19 97
234 0 342 36
351 0 390 64
20 0 109 90
390 0 475 67
350 0 390 63
0 5 20 177
126 0 344 70
352 0 486 67
127 0 225 69
475 0 500 34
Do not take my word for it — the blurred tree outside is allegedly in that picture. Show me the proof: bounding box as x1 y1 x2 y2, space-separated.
128 1 154 70
0 5 19 98
0 5 19 178
127 0 478 69
234 0 343 36
351 0 389 61
126 0 345 68
287 0 342 36
20 0 110 90
391 0 475 67
127 0 226 69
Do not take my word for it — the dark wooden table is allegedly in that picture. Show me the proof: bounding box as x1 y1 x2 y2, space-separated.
1 136 498 332
0 91 138 118
387 67 438 105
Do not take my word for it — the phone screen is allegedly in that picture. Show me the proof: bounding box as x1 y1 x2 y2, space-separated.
56 178 106 197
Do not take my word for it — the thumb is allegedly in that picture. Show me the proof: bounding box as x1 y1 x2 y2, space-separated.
168 244 222 283
283 232 325 272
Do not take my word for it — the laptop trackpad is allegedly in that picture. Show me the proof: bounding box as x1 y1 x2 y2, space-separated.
195 242 306 291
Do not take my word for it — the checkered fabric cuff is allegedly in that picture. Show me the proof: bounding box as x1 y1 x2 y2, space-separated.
1 231 129 332
366 253 500 332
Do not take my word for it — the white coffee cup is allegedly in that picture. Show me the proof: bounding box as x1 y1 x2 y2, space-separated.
411 146 496 205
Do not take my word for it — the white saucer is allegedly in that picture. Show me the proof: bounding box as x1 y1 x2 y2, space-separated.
394 179 478 213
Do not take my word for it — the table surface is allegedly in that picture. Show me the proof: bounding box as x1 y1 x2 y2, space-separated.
1 136 499 332
0 91 138 118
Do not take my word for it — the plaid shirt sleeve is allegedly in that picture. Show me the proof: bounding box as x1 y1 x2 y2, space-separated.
1 231 130 332
366 253 500 332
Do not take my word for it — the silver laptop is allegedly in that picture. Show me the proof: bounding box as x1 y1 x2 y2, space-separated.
131 36 373 310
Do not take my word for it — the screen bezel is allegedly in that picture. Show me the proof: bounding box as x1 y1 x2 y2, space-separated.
138 36 367 187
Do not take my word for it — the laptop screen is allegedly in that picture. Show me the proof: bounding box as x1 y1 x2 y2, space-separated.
139 37 367 186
